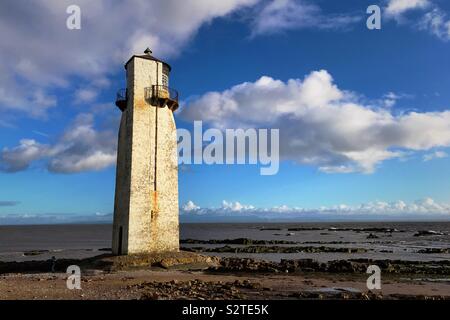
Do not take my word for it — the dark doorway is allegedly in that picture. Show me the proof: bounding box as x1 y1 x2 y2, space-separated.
118 226 123 255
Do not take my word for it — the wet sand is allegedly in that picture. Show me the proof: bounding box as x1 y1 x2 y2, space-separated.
1 268 449 300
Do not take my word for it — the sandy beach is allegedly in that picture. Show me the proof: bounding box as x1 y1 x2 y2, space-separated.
1 223 449 300
0 258 449 300
0 251 449 300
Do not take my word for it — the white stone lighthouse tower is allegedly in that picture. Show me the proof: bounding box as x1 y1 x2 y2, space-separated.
112 49 179 255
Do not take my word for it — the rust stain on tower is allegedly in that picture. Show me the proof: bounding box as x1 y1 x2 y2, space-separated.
112 48 179 255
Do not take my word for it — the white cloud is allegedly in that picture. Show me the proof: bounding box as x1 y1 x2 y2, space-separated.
385 1 450 41
0 139 53 172
49 150 116 173
182 200 200 212
222 200 255 211
0 113 117 173
252 0 361 35
386 0 430 17
0 79 57 118
181 198 450 217
381 92 412 108
419 8 450 41
181 200 256 215
74 88 98 104
48 113 117 173
181 70 450 174
423 150 448 161
0 0 260 117
344 197 450 215
0 0 446 122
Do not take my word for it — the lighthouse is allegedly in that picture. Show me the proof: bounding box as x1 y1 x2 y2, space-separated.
112 49 179 255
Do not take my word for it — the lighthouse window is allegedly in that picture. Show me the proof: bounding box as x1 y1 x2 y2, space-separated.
162 73 169 87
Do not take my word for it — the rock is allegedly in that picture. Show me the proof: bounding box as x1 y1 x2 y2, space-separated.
210 257 432 275
180 238 298 245
417 248 449 254
23 250 50 256
328 227 402 233
414 230 445 237
186 245 368 254
327 260 358 273
287 227 323 231
137 278 256 300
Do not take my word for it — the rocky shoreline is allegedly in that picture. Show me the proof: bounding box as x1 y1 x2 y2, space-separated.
0 252 449 300
1 252 449 275
183 245 369 254
134 279 386 300
2 236 449 274
180 237 450 255
0 251 218 274
210 257 450 275
181 238 298 245
134 279 449 300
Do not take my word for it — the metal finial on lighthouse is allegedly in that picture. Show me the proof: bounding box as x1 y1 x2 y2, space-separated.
144 48 152 55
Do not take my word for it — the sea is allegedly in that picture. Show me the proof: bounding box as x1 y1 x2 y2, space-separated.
0 222 449 263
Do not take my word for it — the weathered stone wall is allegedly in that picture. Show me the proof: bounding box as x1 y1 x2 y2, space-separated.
112 56 179 255
151 106 179 252
111 110 131 255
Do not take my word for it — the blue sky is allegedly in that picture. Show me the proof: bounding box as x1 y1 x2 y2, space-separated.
1 0 450 223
